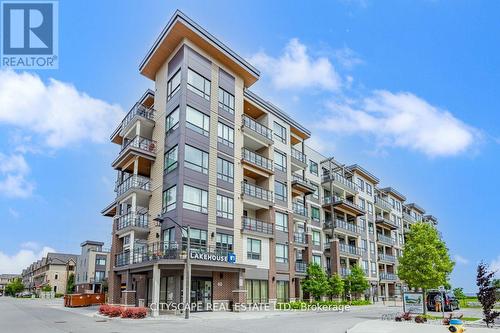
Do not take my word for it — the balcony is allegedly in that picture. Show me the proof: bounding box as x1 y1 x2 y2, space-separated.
115 175 151 200
321 172 358 194
291 148 307 171
241 182 274 208
241 148 274 176
324 241 332 250
241 217 274 237
292 202 308 219
378 253 397 263
115 210 149 237
295 261 307 273
375 215 398 230
379 272 397 281
403 212 416 223
324 219 361 235
115 252 131 267
241 114 273 149
374 196 392 211
377 233 396 246
111 103 155 144
291 174 315 196
340 267 351 277
323 196 366 217
293 232 307 246
112 136 157 170
339 243 363 257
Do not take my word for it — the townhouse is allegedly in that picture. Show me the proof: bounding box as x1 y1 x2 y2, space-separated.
0 274 20 295
101 10 440 312
75 241 111 293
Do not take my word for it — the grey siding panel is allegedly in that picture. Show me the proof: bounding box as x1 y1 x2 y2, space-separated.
276 263 289 272
186 46 212 79
186 90 211 115
168 46 184 76
217 178 234 192
274 169 287 182
184 131 210 151
218 68 235 93
216 217 233 228
275 231 288 243
218 107 235 122
217 142 234 156
215 228 234 236
245 268 269 280
183 169 209 189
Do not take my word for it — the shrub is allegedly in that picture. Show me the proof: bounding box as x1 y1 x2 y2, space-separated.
99 305 147 319
121 308 133 318
54 293 64 298
99 304 110 314
107 306 122 317
131 307 147 319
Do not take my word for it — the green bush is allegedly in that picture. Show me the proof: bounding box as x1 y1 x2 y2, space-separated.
54 293 64 298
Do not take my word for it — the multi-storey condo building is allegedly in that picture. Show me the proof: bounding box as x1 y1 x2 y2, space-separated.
0 274 20 295
102 10 439 311
75 241 110 293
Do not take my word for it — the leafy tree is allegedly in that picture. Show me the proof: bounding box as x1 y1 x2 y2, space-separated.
493 279 500 301
301 263 329 301
477 262 500 327
453 287 466 300
5 278 24 296
345 265 370 300
397 222 454 313
66 273 75 294
41 284 52 292
327 273 344 299
443 281 452 290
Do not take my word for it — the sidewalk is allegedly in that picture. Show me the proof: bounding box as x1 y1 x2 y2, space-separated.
347 320 497 333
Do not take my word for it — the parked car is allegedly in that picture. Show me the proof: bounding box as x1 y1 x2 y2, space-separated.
426 290 459 311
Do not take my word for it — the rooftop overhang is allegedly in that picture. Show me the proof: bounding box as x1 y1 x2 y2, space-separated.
139 10 260 86
347 164 380 185
407 203 426 214
380 187 407 202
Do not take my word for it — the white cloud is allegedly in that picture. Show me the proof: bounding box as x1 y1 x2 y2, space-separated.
0 244 55 274
0 153 34 198
454 254 469 265
320 90 479 157
249 38 342 91
0 69 124 149
333 47 364 70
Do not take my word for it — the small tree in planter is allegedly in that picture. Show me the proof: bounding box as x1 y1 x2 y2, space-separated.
328 273 344 301
345 266 369 300
301 263 329 301
476 262 500 327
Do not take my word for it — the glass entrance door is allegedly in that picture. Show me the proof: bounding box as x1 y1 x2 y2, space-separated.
190 278 212 312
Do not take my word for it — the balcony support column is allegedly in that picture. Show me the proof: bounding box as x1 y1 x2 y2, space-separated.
330 239 341 276
151 263 160 317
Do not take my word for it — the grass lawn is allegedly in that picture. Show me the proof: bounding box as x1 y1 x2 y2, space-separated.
423 315 481 322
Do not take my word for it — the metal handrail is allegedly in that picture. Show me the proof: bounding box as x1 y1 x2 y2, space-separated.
292 202 308 217
294 232 307 244
242 115 273 140
321 172 357 192
116 211 149 230
121 103 155 131
241 182 274 202
241 217 274 235
291 148 307 163
242 148 273 171
377 233 396 245
121 136 157 154
115 175 151 197
295 261 307 273
339 243 363 256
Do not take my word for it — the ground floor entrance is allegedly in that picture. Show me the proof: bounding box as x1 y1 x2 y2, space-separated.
190 277 212 312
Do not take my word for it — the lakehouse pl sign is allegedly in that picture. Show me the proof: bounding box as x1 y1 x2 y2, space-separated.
189 251 236 263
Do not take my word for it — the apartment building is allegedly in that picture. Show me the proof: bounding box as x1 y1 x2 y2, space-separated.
101 10 440 312
21 253 78 294
0 274 20 295
75 241 110 293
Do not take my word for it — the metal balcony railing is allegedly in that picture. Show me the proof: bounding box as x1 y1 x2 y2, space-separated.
294 232 307 244
334 219 360 234
339 243 363 256
241 182 274 203
380 272 397 280
292 202 308 217
321 172 357 192
242 148 273 172
375 196 392 210
242 114 273 140
115 175 151 197
121 136 157 154
403 212 416 222
377 233 396 245
116 211 149 231
291 148 307 164
340 267 351 277
378 253 397 263
241 217 274 235
292 174 311 187
120 103 155 131
323 196 365 212
115 252 130 267
375 215 398 228
295 261 307 273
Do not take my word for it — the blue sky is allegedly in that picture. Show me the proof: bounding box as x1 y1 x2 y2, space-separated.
1 0 499 292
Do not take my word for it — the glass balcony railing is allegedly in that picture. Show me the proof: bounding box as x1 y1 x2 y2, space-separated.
115 175 151 197
241 217 274 235
375 196 392 210
242 114 273 140
120 103 155 131
339 243 363 256
116 211 149 231
403 212 416 222
377 233 396 245
120 136 157 155
378 253 397 263
242 148 273 172
321 172 357 192
292 202 308 217
291 148 307 164
241 182 274 203
115 252 130 267
323 196 365 212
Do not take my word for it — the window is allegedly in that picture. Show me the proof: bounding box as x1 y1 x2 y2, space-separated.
356 178 365 191
276 281 289 303
123 235 130 245
163 228 174 246
361 239 368 251
311 206 320 221
186 106 210 136
312 230 321 246
162 185 176 213
245 279 268 304
275 211 288 232
366 183 373 196
362 260 369 274
182 228 207 251
274 150 287 172
164 145 178 173
367 202 373 215
369 241 375 254
390 198 396 209
187 68 211 100
167 69 181 100
217 122 234 148
276 244 288 263
216 233 233 253
217 158 234 183
218 87 234 114
275 181 287 201
309 161 318 176
96 258 106 266
95 271 105 282
273 122 287 144
165 107 179 133
185 145 209 174
312 255 321 266
54 274 58 280
368 222 374 234
358 198 366 210
183 185 208 213
399 233 404 245
311 184 319 199
217 194 234 219
247 238 261 260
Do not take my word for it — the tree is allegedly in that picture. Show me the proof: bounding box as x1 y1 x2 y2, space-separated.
301 263 329 301
327 273 344 300
5 278 24 296
345 265 369 300
397 222 454 313
66 273 75 294
42 284 52 292
453 287 466 300
493 279 500 301
477 262 500 327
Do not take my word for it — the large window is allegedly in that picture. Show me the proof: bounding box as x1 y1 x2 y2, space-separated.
275 211 288 232
186 106 210 136
217 157 234 183
245 280 268 304
165 107 179 134
162 185 176 213
312 255 321 266
370 241 375 254
182 228 207 251
183 185 208 213
163 228 174 246
275 181 287 202
185 145 209 174
366 183 373 196
218 87 235 114
167 69 181 100
367 202 373 215
274 150 287 172
356 178 365 192
216 194 234 219
309 160 318 176
276 281 289 303
247 238 261 260
311 183 319 199
273 122 287 144
164 145 178 173
187 68 211 100
95 258 106 266
311 206 320 221
95 271 105 282
312 230 321 246
276 244 288 263
217 122 234 148
216 233 233 254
